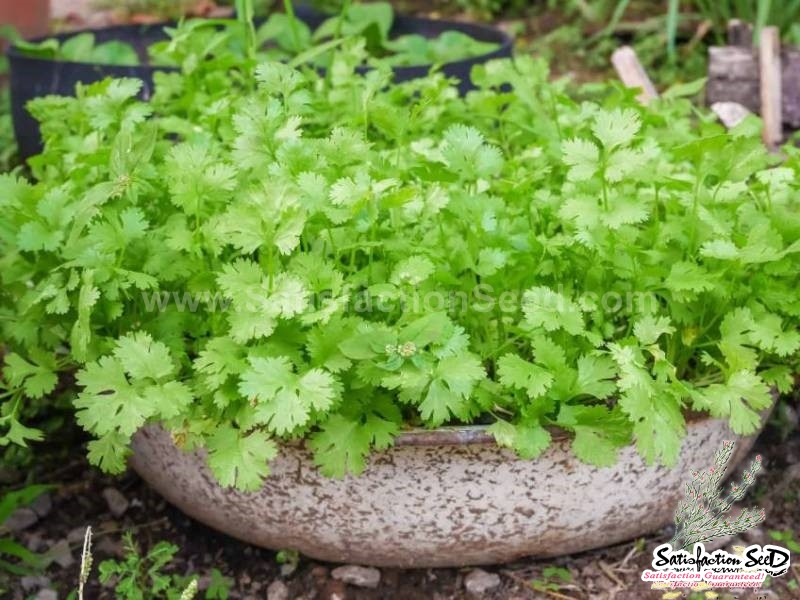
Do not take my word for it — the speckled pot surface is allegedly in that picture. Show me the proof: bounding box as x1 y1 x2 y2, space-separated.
130 417 761 568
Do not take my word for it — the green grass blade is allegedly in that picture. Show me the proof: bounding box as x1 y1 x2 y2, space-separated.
589 0 632 42
754 0 772 44
667 0 681 63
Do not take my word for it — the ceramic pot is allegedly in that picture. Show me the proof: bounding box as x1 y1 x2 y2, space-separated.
130 415 763 568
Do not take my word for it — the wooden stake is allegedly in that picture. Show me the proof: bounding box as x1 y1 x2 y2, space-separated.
759 26 783 149
727 19 753 47
611 46 659 104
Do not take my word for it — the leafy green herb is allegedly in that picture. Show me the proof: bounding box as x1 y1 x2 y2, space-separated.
14 3 499 69
15 33 140 66
1 27 798 490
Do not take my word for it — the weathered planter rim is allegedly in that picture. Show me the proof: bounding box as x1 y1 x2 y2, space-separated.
130 405 774 567
376 402 763 447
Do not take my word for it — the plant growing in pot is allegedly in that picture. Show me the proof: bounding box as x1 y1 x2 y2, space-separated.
7 1 512 158
1 10 798 566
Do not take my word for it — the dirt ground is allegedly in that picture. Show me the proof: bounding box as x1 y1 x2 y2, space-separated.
3 393 799 600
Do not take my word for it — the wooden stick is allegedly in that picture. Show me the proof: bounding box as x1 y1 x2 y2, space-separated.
727 19 753 47
611 46 659 104
759 26 783 149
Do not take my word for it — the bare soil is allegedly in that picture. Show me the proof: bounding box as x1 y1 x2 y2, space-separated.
3 394 799 600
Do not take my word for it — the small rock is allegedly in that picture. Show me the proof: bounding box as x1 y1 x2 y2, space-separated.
321 579 347 600
785 463 800 482
464 569 501 595
20 576 51 592
47 539 75 568
330 565 381 589
95 535 125 559
102 487 129 517
31 493 53 518
711 101 752 129
26 533 48 553
267 580 289 600
67 527 88 544
3 507 38 532
35 590 58 600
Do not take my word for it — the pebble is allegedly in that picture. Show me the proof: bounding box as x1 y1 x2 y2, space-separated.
321 579 347 600
47 539 75 568
35 590 58 600
20 576 51 592
25 533 48 552
464 569 501 595
785 463 800 482
67 526 89 544
710 102 752 129
95 535 125 558
31 493 53 518
266 580 289 600
102 487 130 517
330 565 381 589
3 507 39 532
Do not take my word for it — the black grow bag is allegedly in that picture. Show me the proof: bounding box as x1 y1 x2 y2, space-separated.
8 10 513 159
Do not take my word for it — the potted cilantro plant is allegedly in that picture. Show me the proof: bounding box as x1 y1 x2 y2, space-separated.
7 2 511 158
1 9 797 567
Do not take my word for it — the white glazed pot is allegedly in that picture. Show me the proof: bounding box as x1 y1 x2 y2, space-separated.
130 417 762 568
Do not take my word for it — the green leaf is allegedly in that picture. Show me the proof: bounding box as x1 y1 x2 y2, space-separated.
112 331 176 381
573 354 617 399
418 353 484 426
2 353 57 399
309 415 371 478
633 315 675 346
661 77 707 99
694 371 772 434
619 386 685 466
3 419 45 447
562 138 599 181
0 484 54 523
592 108 641 149
86 431 131 474
665 261 715 295
239 357 339 434
522 287 585 335
75 357 157 438
488 419 551 460
206 426 276 491
440 124 504 179
497 353 553 399
557 405 631 467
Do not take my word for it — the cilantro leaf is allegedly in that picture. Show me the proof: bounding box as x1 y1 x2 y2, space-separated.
206 426 277 491
239 357 340 434
488 419 551 460
522 287 585 335
497 353 553 399
309 415 372 478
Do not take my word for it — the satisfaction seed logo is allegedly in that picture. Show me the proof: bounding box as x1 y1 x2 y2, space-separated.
641 440 792 594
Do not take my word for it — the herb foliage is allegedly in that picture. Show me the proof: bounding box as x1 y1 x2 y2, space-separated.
1 26 798 489
14 3 500 70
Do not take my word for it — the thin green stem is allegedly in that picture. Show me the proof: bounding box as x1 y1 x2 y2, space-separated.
283 0 300 51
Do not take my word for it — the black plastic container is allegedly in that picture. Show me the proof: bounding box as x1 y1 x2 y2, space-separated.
8 11 513 159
